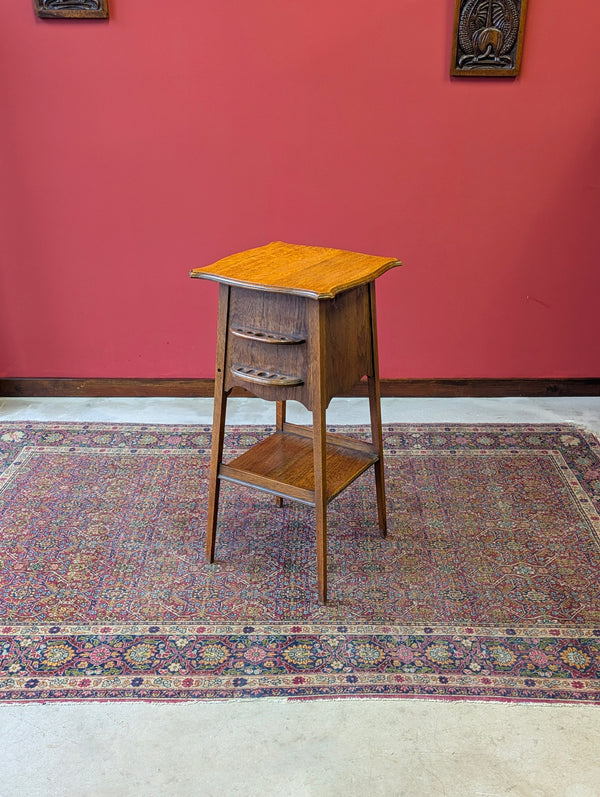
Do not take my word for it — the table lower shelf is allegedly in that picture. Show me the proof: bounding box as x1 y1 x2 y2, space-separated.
218 427 378 506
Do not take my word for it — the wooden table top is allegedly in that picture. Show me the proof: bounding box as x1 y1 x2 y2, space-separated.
190 241 402 299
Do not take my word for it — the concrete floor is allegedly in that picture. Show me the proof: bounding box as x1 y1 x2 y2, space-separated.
0 397 599 797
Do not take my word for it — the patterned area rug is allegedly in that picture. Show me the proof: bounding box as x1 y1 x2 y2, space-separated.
0 422 599 703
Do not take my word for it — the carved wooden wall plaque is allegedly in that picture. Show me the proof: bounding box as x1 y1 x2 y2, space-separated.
33 0 109 19
451 0 528 77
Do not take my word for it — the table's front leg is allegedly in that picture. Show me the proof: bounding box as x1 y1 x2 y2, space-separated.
310 300 328 604
206 284 232 562
313 402 328 604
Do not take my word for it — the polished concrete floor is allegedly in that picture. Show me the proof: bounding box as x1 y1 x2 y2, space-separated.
0 397 599 797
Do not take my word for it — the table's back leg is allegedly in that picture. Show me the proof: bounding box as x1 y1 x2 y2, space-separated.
206 284 232 562
367 282 387 537
274 401 287 508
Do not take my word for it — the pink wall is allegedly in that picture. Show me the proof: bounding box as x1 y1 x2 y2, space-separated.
2 0 600 380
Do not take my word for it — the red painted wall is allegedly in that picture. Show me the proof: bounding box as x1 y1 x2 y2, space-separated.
2 0 600 379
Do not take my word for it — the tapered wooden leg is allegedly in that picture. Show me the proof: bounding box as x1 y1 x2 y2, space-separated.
310 300 328 603
276 400 286 430
313 401 328 604
274 401 286 508
206 386 229 561
367 282 387 537
206 284 232 562
367 373 387 537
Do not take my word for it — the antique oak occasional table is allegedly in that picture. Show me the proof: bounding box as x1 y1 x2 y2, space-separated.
190 241 401 603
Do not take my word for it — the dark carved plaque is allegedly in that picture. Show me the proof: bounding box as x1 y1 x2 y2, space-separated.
451 0 528 77
33 0 109 19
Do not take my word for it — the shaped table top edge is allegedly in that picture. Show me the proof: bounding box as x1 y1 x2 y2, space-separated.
189 243 402 299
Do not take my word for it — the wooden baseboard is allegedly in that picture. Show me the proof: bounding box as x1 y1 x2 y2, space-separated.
1 378 600 398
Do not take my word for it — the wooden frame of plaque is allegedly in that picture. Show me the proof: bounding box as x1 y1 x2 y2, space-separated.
451 0 528 77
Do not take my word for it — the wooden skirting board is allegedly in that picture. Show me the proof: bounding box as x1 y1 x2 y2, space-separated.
1 378 599 398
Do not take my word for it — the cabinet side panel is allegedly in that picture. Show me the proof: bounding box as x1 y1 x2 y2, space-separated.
324 285 372 404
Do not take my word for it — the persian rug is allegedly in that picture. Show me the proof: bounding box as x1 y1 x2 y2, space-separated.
0 422 599 704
